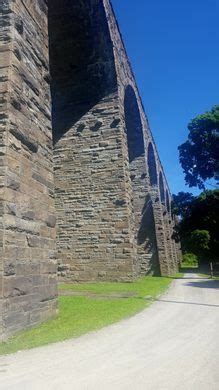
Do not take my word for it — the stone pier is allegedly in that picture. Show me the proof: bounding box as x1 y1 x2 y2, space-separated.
0 0 180 339
0 0 57 340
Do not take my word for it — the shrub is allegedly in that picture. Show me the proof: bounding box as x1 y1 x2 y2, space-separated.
182 253 198 267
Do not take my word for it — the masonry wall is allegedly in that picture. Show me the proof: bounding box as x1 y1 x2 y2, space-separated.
0 0 11 337
0 0 180 339
0 0 180 338
50 0 178 281
49 0 138 282
124 85 157 275
104 0 175 276
0 0 57 340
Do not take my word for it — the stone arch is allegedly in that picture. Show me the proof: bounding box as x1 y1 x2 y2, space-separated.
159 172 165 204
48 0 117 143
137 195 160 275
48 0 133 282
124 85 145 162
124 85 157 275
166 190 170 213
148 143 158 186
166 190 179 272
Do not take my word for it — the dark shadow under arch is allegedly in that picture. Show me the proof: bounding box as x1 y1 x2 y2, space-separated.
148 143 158 186
124 85 145 162
166 190 170 213
48 0 117 144
137 195 161 275
159 172 165 204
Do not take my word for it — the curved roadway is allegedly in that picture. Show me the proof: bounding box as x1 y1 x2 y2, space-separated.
0 274 218 390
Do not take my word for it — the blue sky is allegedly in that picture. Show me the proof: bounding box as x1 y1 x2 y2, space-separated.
111 0 219 195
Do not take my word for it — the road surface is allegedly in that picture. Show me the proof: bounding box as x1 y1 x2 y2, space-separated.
0 274 218 390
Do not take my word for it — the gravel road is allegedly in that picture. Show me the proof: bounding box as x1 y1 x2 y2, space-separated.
0 274 218 390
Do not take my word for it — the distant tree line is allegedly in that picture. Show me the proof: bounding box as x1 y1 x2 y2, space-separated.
173 190 219 266
173 105 219 267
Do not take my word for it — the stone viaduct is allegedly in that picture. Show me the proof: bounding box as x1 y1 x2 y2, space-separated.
0 0 180 339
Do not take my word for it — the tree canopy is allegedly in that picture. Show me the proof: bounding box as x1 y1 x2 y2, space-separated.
178 105 219 189
173 190 219 263
172 192 195 218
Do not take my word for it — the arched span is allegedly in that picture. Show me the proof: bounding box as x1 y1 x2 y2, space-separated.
166 190 170 213
48 0 116 144
137 194 160 275
159 172 165 203
148 143 158 186
124 85 145 163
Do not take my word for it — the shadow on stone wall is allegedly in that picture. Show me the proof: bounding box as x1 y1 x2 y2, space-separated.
48 0 117 143
124 85 145 162
137 195 161 275
147 143 158 186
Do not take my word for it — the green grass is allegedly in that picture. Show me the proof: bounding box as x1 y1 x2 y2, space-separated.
198 273 219 280
180 262 198 269
59 276 171 297
0 276 172 356
174 272 185 279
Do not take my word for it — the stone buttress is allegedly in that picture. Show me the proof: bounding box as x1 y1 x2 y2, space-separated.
0 0 57 340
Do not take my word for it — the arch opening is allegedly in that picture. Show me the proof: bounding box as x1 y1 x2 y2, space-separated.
148 143 158 186
48 0 116 143
159 172 165 204
124 85 145 163
137 195 160 275
166 190 170 213
48 0 126 282
124 85 157 274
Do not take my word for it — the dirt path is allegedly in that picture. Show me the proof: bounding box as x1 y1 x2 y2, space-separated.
0 274 218 390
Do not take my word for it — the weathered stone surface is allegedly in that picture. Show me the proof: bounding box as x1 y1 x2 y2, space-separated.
0 0 57 340
0 0 181 339
49 0 180 282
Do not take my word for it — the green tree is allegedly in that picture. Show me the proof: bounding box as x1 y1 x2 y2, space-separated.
188 230 210 263
182 253 198 267
173 190 219 264
172 192 194 218
178 105 219 189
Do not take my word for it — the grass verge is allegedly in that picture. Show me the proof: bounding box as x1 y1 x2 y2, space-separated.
180 263 198 269
0 276 172 356
173 272 185 279
198 273 219 280
59 275 171 296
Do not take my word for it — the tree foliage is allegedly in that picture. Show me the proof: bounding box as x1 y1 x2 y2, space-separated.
182 253 198 267
188 230 210 260
172 192 194 218
178 105 219 189
173 190 219 263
